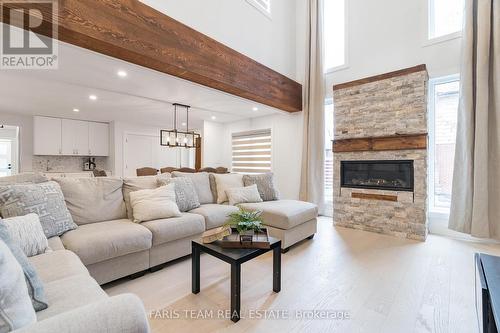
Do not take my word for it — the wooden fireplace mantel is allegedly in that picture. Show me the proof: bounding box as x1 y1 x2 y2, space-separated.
332 134 427 153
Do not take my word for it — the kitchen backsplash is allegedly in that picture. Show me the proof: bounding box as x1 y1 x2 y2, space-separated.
33 156 109 173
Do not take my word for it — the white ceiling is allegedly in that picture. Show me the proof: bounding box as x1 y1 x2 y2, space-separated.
0 34 285 130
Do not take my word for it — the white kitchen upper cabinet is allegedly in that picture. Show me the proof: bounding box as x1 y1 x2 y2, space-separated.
61 119 89 155
88 122 109 156
33 116 62 155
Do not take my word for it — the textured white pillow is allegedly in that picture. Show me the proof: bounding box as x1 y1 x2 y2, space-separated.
0 240 37 332
129 184 181 223
2 214 49 257
226 184 263 206
213 173 244 204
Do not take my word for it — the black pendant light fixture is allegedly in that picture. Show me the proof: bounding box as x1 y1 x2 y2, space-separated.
160 103 201 149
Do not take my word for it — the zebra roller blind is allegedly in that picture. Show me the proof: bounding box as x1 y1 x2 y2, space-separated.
232 129 272 174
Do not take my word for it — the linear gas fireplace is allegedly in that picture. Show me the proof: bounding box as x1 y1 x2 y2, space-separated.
341 160 414 192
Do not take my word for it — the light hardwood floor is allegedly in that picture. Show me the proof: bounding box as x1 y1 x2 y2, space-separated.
104 217 500 333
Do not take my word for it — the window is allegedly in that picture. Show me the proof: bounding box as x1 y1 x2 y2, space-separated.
429 75 460 212
246 0 271 18
324 0 346 71
324 99 334 216
428 0 464 39
232 129 272 174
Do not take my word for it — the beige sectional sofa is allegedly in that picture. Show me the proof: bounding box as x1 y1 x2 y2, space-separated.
47 174 318 285
15 237 150 333
2 172 317 332
3 173 317 287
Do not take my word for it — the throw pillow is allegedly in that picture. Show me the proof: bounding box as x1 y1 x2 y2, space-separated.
54 178 126 225
226 184 263 206
158 177 200 212
213 173 244 204
2 214 49 257
171 172 214 204
0 223 48 312
242 173 280 201
0 181 77 238
122 174 171 220
0 240 37 332
129 184 181 223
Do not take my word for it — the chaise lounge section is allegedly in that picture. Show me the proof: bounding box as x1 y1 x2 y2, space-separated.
238 200 318 251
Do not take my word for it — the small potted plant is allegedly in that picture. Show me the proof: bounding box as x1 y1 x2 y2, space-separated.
226 208 264 243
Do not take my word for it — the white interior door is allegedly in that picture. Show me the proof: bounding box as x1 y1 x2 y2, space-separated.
0 140 13 177
123 134 154 177
123 132 195 177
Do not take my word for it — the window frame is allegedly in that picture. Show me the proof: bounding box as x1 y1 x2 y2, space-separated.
324 0 349 74
428 73 460 217
246 0 272 19
426 0 463 44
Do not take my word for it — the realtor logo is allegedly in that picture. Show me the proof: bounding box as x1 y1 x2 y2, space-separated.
0 0 58 69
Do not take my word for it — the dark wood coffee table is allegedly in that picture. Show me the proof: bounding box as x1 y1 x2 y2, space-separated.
191 237 282 322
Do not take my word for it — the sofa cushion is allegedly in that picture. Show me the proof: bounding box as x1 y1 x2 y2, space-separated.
0 173 47 185
0 181 77 238
47 236 65 251
61 219 152 265
36 274 107 321
123 174 171 220
29 250 89 284
189 204 239 229
54 178 126 225
238 200 318 230
172 172 214 204
141 213 205 246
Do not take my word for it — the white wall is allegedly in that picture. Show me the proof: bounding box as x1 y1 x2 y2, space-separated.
139 0 298 80
202 121 226 167
205 112 303 200
326 0 462 93
0 112 33 172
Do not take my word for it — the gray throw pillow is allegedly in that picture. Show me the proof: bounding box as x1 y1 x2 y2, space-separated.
172 172 214 204
158 177 200 212
0 239 37 332
0 181 77 238
0 222 48 312
242 173 279 201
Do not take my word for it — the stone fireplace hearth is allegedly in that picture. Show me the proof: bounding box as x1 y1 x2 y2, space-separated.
332 65 428 241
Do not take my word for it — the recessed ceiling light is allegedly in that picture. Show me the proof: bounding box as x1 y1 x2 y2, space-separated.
117 70 127 78
252 107 259 111
211 116 217 120
89 95 97 101
73 108 80 112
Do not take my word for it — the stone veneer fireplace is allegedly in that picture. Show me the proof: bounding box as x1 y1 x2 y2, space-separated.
332 65 428 241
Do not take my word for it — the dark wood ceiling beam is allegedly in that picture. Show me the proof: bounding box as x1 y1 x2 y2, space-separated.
2 0 302 112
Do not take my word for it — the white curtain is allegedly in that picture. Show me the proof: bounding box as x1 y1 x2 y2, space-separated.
449 0 500 238
299 0 326 213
